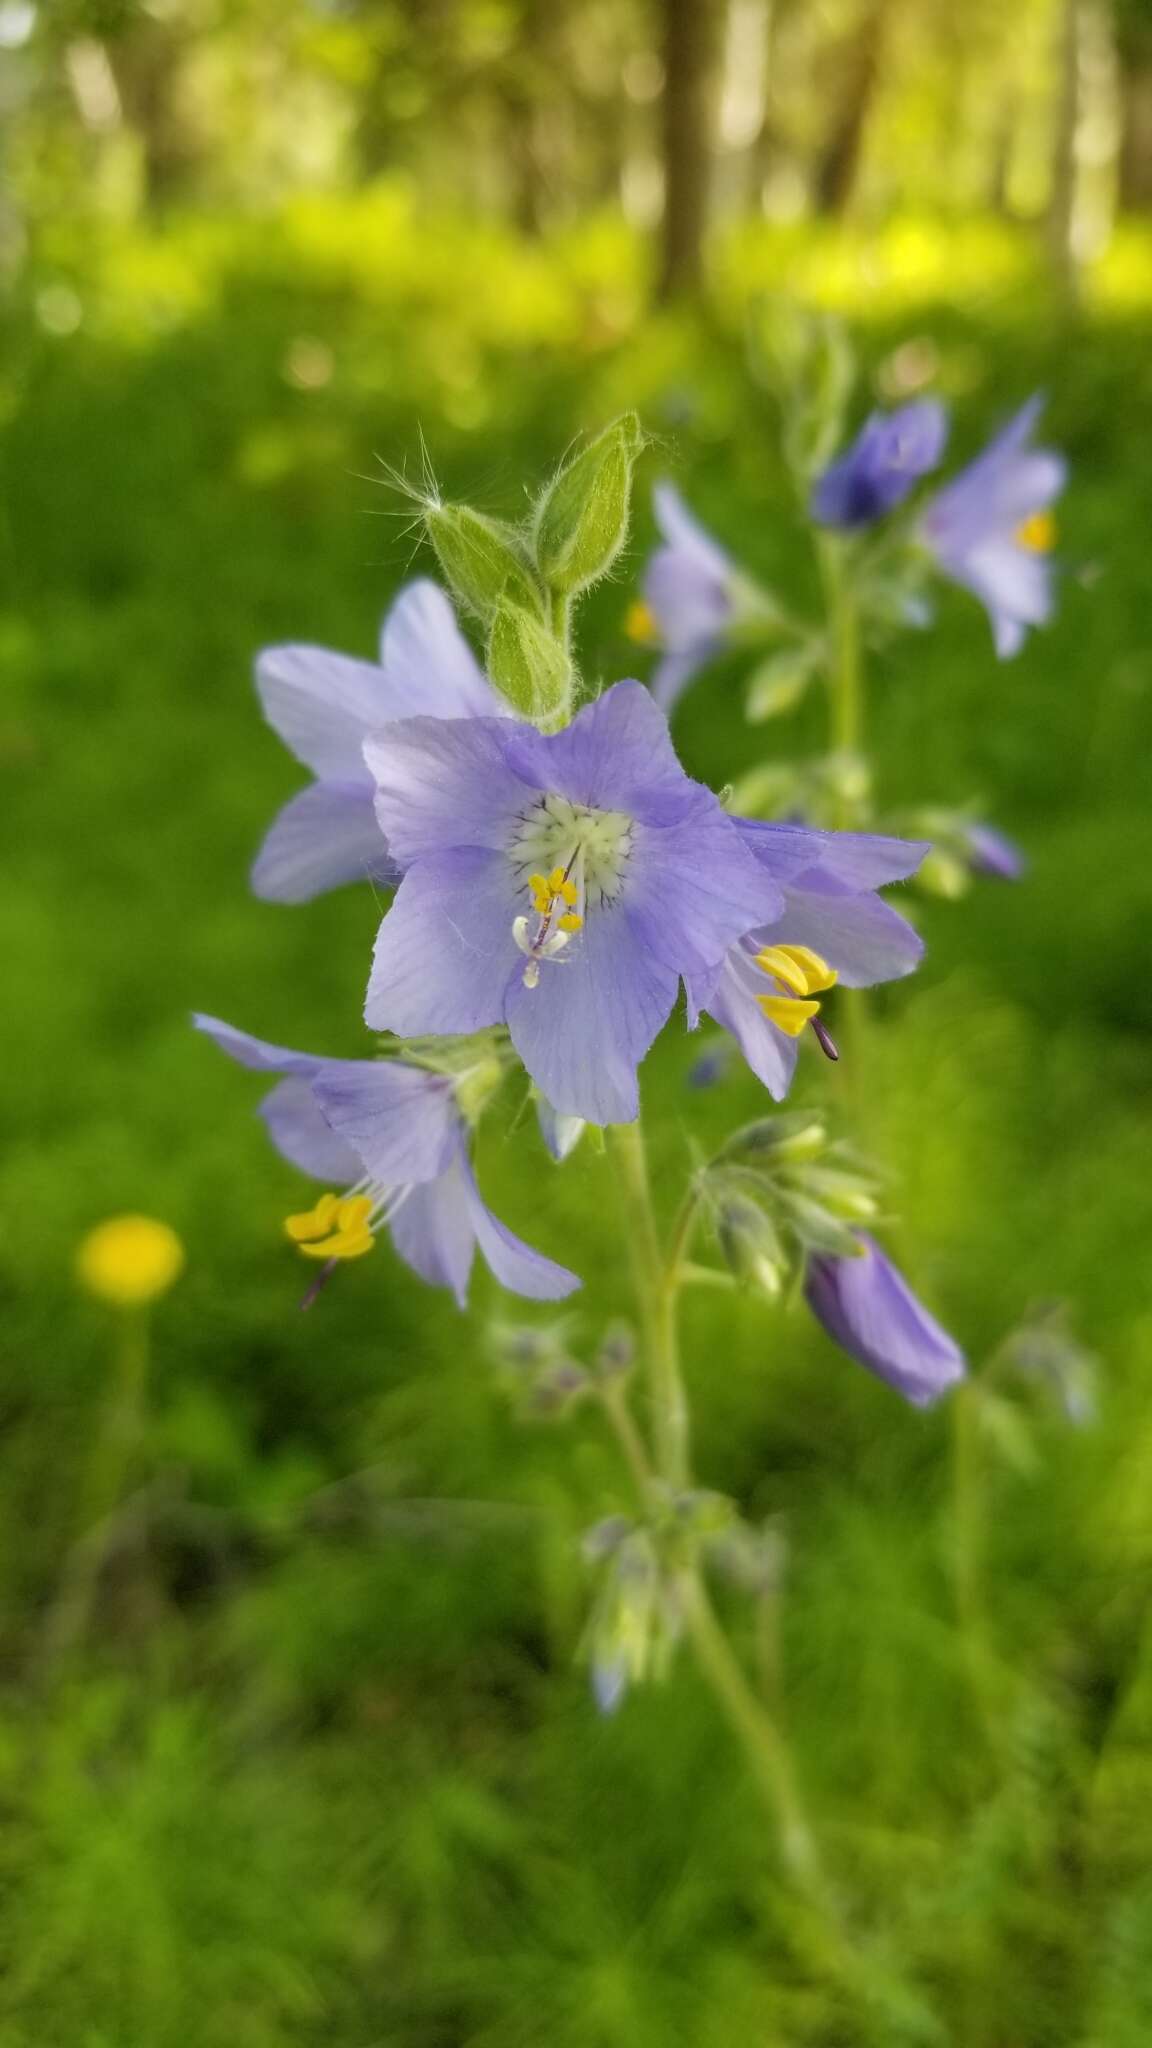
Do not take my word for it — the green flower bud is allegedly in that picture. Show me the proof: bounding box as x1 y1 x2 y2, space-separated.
533 413 644 596
779 1191 864 1259
794 1165 880 1222
425 504 544 624
717 1112 827 1165
917 848 971 900
716 1195 787 1298
745 643 821 723
487 594 572 725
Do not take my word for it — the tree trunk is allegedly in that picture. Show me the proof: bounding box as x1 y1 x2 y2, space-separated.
656 0 719 302
812 0 891 218
1118 39 1152 207
1047 0 1082 297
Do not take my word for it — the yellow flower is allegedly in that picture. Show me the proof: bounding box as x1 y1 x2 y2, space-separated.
77 1215 185 1307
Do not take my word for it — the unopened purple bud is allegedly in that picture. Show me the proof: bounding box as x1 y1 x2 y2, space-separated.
805 1233 965 1407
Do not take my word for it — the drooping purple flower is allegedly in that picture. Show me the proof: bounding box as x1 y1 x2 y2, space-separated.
811 399 948 531
920 395 1067 658
805 1233 965 1407
361 682 782 1127
192 1015 579 1305
252 580 498 903
692 822 928 1098
640 483 736 712
963 822 1025 881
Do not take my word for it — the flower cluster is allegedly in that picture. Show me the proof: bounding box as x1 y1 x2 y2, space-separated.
199 413 966 1416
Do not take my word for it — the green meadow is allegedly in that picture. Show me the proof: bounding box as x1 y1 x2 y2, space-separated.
3 206 1152 2043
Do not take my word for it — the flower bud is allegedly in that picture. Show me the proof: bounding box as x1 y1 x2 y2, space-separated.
795 1165 880 1223
424 503 543 624
487 594 572 725
777 1190 865 1259
745 642 821 723
595 1322 635 1380
717 1112 827 1165
715 1195 787 1299
533 413 644 595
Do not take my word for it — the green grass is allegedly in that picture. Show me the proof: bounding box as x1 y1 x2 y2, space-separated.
2 203 1152 2043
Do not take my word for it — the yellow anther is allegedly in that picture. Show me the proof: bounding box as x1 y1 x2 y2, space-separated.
757 994 821 1036
285 1191 340 1243
1015 510 1055 553
558 878 578 906
547 866 567 892
532 893 552 914
558 911 583 932
754 944 838 998
625 599 658 644
528 873 549 896
285 1192 375 1261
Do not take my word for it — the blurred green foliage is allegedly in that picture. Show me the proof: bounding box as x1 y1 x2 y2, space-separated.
2 203 1152 2043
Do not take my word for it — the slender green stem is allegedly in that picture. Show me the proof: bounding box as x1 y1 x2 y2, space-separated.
951 1379 1005 1750
606 1119 831 1900
817 535 862 813
82 1305 151 1534
608 1121 689 1488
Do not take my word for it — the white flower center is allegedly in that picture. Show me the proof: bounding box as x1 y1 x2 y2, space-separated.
507 795 634 987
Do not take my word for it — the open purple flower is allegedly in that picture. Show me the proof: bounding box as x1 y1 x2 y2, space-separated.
362 682 782 1126
811 399 948 531
192 1015 579 1305
639 484 736 712
252 579 498 903
805 1233 965 1406
920 396 1067 657
693 822 928 1097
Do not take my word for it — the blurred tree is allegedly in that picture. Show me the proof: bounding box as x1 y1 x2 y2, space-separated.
1117 0 1152 203
812 0 894 216
656 0 724 298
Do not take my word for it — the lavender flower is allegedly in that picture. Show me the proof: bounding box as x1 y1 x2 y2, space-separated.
805 1233 965 1406
811 400 948 530
693 823 928 1097
252 580 498 903
192 1015 578 1305
362 682 781 1126
964 822 1025 881
637 483 736 712
920 396 1067 657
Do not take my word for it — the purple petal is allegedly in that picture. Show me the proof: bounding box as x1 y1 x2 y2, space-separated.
811 400 948 530
310 1062 462 1185
652 482 732 577
377 579 496 718
251 781 400 904
965 823 1025 881
536 1097 586 1162
259 1075 363 1183
738 820 929 892
626 799 784 987
365 847 520 1037
704 950 799 1099
191 1013 325 1076
766 879 923 987
364 716 526 865
805 1235 965 1407
505 900 679 1124
459 1153 581 1299
650 646 715 713
255 645 392 782
388 1158 477 1306
496 682 705 827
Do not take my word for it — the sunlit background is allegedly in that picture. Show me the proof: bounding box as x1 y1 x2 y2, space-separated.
3 1 1152 2041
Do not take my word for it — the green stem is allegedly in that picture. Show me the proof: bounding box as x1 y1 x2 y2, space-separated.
608 1121 689 1489
606 1119 830 1900
82 1305 151 1533
818 535 862 810
951 1379 1004 1750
